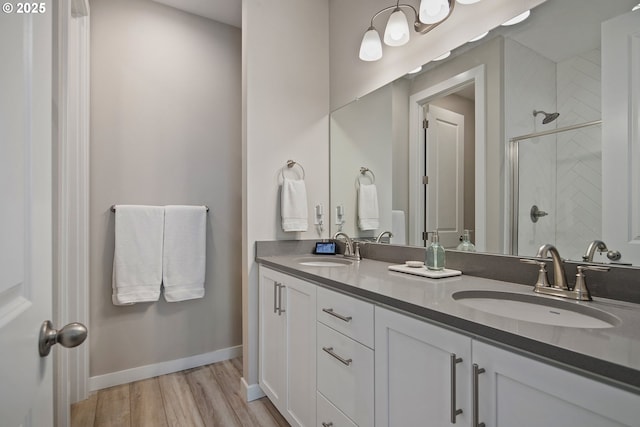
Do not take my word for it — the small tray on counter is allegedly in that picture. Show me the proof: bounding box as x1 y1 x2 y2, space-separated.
388 264 462 279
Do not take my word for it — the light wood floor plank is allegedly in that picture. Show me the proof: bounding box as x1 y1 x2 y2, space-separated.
95 384 131 427
159 372 206 427
71 392 97 427
185 365 242 427
130 377 168 427
211 360 288 427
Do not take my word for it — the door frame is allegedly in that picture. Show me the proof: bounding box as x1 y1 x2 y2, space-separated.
54 0 90 424
408 65 486 249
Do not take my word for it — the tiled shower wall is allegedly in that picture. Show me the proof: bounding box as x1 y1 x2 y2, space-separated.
555 48 603 262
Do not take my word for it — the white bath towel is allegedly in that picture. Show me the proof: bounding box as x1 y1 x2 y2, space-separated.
281 177 309 232
358 183 379 230
391 210 407 245
112 205 164 305
162 205 207 302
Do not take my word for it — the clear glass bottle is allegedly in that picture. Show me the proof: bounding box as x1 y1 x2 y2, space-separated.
456 229 476 252
425 230 446 271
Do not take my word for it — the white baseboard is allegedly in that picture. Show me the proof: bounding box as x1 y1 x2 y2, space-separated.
89 345 242 392
241 377 265 402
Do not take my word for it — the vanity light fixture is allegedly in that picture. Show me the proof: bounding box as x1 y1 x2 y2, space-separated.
408 65 423 74
501 10 530 26
359 0 459 61
633 3 640 11
456 0 481 4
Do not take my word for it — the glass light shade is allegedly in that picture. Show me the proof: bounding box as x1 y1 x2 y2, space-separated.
456 0 482 4
501 10 530 26
469 31 489 42
408 66 423 74
633 3 640 11
384 9 410 46
419 0 450 24
359 28 383 61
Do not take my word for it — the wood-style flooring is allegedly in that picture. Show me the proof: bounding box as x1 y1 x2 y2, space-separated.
71 358 289 427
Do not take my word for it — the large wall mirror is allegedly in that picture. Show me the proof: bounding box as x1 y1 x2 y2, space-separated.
330 0 640 266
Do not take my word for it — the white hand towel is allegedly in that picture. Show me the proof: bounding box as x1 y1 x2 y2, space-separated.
112 205 164 305
281 177 309 232
391 210 407 245
358 183 379 231
163 205 207 302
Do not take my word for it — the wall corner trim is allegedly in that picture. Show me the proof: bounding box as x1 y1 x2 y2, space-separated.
88 345 242 392
240 377 266 402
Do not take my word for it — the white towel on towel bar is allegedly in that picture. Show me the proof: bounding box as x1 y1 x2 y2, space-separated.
112 205 164 305
162 205 207 302
358 183 379 230
281 177 309 232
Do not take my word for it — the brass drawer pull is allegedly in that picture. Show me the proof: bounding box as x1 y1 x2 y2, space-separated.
322 346 352 366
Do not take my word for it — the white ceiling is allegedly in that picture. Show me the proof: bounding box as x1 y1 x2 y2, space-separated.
150 0 241 28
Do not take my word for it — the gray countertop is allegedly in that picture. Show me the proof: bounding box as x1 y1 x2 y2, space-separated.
257 254 640 393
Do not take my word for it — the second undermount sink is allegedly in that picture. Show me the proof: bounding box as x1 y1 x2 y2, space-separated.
297 257 353 267
452 290 620 329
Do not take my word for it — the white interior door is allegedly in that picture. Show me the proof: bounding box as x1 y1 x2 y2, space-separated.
425 104 465 248
602 10 640 265
0 3 54 426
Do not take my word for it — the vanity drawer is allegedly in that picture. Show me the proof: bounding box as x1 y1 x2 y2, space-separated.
317 323 374 427
317 391 357 427
317 287 374 348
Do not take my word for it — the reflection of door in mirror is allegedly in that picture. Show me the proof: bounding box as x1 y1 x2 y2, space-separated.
424 104 466 248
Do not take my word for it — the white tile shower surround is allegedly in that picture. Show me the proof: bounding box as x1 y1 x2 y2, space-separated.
556 48 602 262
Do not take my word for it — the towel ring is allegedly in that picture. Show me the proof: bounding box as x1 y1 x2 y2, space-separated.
280 160 305 181
358 167 375 185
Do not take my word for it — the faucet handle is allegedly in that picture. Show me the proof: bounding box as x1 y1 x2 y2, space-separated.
573 265 610 301
520 258 550 289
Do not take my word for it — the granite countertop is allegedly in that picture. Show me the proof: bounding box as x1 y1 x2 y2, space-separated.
257 254 640 393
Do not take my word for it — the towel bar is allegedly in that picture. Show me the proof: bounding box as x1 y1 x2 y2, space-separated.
110 205 209 212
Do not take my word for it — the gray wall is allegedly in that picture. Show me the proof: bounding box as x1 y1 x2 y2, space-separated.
89 0 241 376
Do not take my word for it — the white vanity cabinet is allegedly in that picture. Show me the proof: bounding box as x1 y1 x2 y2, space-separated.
259 266 317 427
375 306 472 427
375 306 640 427
473 341 639 427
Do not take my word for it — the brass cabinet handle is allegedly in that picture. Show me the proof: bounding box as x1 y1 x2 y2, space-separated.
450 353 463 423
322 346 352 366
322 307 352 323
472 363 486 427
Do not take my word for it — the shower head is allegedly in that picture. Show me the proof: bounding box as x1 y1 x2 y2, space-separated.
533 110 560 124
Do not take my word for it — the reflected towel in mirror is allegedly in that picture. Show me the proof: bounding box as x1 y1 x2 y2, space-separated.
358 183 379 230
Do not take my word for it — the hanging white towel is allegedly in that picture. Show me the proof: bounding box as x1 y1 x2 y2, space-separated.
163 205 207 302
391 210 407 245
112 205 164 305
281 177 309 232
358 183 379 230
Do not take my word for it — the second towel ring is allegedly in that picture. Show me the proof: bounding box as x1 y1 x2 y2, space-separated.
281 160 305 181
359 167 376 184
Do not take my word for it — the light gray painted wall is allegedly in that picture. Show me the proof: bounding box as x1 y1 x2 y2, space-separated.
242 0 330 388
89 0 241 376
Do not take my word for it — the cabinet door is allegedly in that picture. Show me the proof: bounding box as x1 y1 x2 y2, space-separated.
285 277 317 427
375 307 472 427
259 268 286 407
473 341 640 427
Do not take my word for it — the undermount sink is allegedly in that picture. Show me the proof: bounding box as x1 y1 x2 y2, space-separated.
296 257 353 267
452 290 620 329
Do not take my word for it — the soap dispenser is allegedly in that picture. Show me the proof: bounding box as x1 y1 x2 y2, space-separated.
456 229 476 252
425 230 446 271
